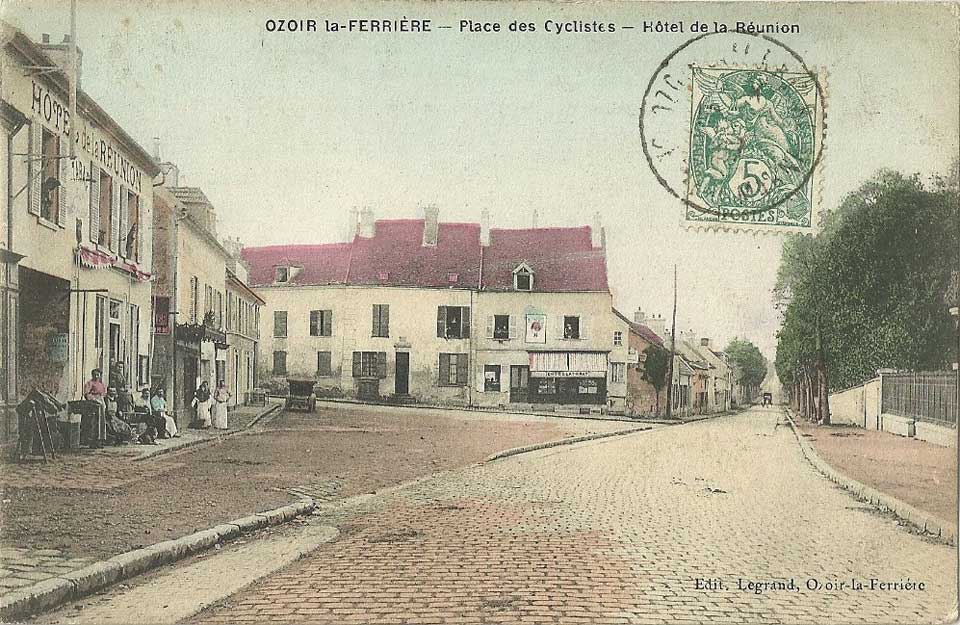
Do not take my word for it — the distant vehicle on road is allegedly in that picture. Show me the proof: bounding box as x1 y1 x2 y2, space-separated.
285 378 317 412
762 392 773 406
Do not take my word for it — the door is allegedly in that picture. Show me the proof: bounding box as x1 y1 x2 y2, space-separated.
182 356 197 409
510 365 529 403
395 352 409 395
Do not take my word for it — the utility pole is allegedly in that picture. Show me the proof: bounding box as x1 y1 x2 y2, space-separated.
665 264 677 419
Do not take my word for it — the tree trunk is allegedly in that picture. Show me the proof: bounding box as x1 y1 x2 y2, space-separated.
815 318 831 425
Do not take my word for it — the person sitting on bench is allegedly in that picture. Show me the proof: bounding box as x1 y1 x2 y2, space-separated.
104 387 134 445
131 387 166 443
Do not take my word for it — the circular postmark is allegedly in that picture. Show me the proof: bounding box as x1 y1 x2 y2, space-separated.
639 32 826 229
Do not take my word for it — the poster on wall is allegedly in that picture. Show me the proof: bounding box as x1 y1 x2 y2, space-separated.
525 314 546 344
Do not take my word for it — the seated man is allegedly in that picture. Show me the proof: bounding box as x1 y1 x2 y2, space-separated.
131 387 165 443
104 387 134 445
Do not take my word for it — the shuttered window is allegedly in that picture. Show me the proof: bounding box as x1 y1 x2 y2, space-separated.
317 351 333 376
437 306 471 339
439 353 468 386
274 310 288 338
88 162 100 243
309 310 333 336
273 351 287 375
372 304 389 338
27 122 42 217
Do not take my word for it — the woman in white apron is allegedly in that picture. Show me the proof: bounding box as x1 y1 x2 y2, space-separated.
193 381 212 428
212 380 231 430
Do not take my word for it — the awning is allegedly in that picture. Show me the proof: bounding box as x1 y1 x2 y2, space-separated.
77 246 152 282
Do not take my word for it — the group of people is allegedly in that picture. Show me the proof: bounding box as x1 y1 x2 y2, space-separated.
81 365 178 446
79 363 233 447
191 380 232 430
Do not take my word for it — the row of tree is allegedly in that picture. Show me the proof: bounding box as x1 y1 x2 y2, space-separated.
774 168 959 423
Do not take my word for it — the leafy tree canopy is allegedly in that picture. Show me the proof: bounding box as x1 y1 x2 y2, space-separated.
724 338 767 389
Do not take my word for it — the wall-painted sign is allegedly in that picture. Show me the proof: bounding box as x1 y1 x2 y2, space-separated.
153 296 171 335
525 314 546 343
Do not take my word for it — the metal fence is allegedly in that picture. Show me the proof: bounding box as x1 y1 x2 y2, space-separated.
881 372 957 428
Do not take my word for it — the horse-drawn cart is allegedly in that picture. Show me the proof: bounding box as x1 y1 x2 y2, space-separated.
285 378 317 412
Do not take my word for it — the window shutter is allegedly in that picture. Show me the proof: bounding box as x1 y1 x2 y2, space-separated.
57 146 67 225
436 306 445 338
485 316 494 339
88 165 100 243
382 305 389 337
28 123 42 216
509 315 518 340
110 179 120 252
352 352 361 377
438 353 450 385
119 188 128 257
323 310 333 336
371 305 379 337
456 353 468 385
461 307 470 338
377 352 387 379
309 310 319 336
135 197 143 262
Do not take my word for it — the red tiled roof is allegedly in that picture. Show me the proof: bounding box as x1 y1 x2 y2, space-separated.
242 243 352 287
631 322 665 347
347 220 481 288
481 226 608 292
242 220 607 292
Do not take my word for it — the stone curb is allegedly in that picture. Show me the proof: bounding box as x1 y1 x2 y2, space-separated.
484 427 651 462
0 498 316 622
783 410 958 546
132 402 282 462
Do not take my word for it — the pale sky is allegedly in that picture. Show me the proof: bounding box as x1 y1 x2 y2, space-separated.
6 0 959 358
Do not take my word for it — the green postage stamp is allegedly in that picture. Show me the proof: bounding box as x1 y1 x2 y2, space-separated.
686 66 822 229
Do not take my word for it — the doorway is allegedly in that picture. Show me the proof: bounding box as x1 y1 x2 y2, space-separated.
510 365 529 403
182 356 197 409
395 352 409 395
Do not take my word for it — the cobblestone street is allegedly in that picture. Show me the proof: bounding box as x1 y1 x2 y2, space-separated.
182 406 956 625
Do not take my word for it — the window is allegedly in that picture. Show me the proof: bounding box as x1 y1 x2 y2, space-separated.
190 276 199 323
276 266 289 283
493 314 510 340
439 353 468 386
98 168 113 249
352 351 386 378
610 362 626 384
563 316 581 339
273 351 287 375
372 304 390 337
437 306 471 339
217 291 223 328
274 310 288 337
40 128 61 222
125 191 140 261
513 265 534 291
484 365 501 392
317 351 333 376
310 310 333 337
614 331 623 346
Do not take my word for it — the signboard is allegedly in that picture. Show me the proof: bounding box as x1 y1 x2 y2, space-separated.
153 296 171 335
530 370 601 379
48 333 68 363
525 313 546 343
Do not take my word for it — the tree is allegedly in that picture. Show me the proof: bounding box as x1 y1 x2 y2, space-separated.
641 345 670 416
724 338 766 402
775 169 960 423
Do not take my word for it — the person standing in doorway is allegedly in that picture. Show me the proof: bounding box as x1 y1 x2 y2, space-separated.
192 381 212 428
212 380 231 430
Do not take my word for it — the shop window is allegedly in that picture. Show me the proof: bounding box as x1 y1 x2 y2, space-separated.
437 305 470 339
310 310 333 337
372 304 389 337
563 316 580 339
613 331 623 346
484 365 501 392
276 266 289 283
493 315 510 340
578 379 600 395
273 351 287 375
317 351 333 376
535 378 557 395
353 351 386 378
439 353 468 386
274 310 288 337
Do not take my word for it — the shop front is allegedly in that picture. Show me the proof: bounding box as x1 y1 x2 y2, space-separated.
527 351 608 405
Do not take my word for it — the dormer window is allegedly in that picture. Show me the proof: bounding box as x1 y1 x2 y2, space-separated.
276 266 289 283
513 263 534 292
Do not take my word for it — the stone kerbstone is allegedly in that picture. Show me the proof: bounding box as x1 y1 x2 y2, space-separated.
211 524 242 541
59 560 123 596
0 576 73 620
230 514 269 532
173 528 222 555
105 548 165 580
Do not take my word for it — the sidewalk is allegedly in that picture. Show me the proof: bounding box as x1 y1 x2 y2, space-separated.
794 419 958 530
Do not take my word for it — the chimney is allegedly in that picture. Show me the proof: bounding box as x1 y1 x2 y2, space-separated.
591 212 603 248
645 315 667 340
153 137 161 161
480 209 490 246
700 337 712 348
37 34 83 78
633 308 645 324
422 203 439 247
532 209 539 229
359 207 375 238
347 207 359 240
164 162 179 187
42 33 51 44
